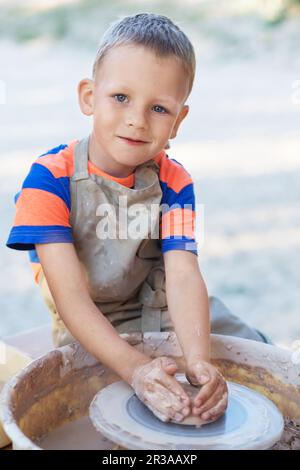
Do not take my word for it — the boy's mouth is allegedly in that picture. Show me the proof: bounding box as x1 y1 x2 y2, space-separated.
118 136 149 145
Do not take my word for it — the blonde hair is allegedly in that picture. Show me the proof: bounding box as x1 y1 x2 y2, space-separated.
92 13 196 99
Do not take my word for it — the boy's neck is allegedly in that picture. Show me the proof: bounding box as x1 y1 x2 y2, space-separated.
88 134 136 178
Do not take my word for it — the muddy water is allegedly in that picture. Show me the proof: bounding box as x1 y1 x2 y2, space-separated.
37 416 115 450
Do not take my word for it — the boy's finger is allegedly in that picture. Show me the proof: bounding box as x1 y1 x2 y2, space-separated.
200 392 228 421
192 373 221 408
144 385 182 410
159 357 178 376
193 382 227 416
196 372 210 385
159 373 190 405
187 367 210 386
144 384 189 418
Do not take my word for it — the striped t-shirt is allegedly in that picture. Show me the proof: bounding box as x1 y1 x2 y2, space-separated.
6 141 198 283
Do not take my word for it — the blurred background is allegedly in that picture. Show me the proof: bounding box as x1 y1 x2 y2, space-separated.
0 0 299 346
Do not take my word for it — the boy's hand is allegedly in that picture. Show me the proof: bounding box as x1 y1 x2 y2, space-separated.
131 356 190 423
186 358 228 422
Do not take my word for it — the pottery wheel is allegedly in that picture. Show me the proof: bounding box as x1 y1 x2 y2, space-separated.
89 374 283 450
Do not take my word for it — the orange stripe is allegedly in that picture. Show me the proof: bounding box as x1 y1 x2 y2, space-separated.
159 153 192 193
153 150 165 166
161 208 195 239
37 141 76 178
88 160 134 187
38 140 135 187
14 188 70 227
31 262 42 285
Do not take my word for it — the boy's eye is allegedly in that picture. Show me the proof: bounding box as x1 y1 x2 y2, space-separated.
112 94 167 114
113 94 127 103
152 105 167 114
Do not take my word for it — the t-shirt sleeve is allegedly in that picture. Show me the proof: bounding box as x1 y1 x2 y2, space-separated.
159 156 198 256
6 161 73 251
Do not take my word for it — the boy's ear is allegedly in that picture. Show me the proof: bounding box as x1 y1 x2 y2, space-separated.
78 78 94 116
170 105 189 139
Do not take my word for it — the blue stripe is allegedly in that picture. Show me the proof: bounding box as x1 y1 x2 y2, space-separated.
22 162 71 211
162 235 197 242
162 236 198 255
6 225 73 251
160 182 195 211
38 144 67 158
29 248 40 263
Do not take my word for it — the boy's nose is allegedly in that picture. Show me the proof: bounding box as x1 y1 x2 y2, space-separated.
125 107 147 129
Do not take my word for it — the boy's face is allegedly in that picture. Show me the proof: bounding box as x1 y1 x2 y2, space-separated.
78 44 190 176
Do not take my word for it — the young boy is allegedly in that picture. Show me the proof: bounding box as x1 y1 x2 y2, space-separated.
6 13 268 424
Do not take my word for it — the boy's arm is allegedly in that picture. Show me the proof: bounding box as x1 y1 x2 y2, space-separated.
164 250 228 421
35 242 190 422
164 250 210 362
36 242 149 383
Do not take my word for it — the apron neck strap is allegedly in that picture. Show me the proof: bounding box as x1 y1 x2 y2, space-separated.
72 136 90 181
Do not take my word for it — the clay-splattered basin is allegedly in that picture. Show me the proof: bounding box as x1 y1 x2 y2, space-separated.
0 342 31 448
1 333 300 450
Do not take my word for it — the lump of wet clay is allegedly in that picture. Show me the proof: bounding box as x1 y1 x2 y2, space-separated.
171 380 214 427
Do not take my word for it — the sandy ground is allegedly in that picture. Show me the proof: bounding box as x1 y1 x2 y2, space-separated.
0 19 299 346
